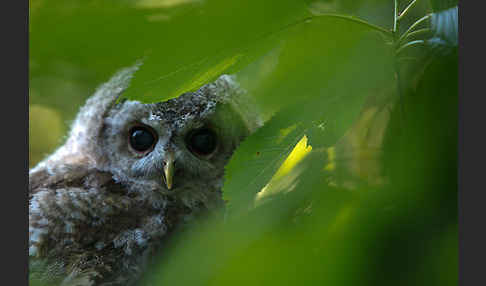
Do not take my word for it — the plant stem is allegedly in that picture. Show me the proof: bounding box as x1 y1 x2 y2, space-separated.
397 14 431 44
392 0 406 149
398 0 419 21
393 0 399 33
397 28 430 45
396 40 425 55
397 56 420 62
311 14 393 37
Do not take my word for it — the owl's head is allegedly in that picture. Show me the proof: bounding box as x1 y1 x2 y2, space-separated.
100 76 259 195
35 64 261 205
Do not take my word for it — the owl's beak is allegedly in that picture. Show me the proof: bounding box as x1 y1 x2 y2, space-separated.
163 152 175 190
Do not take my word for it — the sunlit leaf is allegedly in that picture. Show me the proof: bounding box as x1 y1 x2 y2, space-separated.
122 0 311 102
30 0 311 103
223 16 394 215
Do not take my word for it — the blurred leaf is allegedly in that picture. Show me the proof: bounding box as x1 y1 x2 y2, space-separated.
368 47 458 286
330 95 393 188
223 109 309 215
146 135 457 285
171 6 456 285
28 0 308 165
144 152 346 286
306 0 394 29
409 223 458 285
428 0 457 12
383 33 458 218
223 16 394 214
122 0 311 102
29 105 65 167
30 0 310 103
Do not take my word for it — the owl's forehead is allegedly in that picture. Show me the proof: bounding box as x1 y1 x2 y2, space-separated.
147 90 224 128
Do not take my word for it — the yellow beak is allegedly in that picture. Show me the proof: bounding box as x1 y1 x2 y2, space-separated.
163 152 175 190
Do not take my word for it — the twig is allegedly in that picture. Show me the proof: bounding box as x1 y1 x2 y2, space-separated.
397 28 430 46
397 14 431 45
396 40 425 55
398 0 419 21
393 0 399 33
312 13 393 37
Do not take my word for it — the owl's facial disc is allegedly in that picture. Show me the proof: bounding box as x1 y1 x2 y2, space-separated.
163 127 218 190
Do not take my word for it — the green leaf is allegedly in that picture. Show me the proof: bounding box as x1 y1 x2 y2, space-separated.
428 0 458 12
223 16 394 215
223 109 309 214
30 0 310 103
121 0 311 103
307 0 395 29
146 25 457 283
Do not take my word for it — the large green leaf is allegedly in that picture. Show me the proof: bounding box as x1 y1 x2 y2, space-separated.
122 0 316 102
223 16 394 214
306 0 394 29
143 49 458 284
30 0 310 104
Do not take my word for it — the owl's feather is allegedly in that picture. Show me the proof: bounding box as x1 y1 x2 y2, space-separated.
29 65 261 285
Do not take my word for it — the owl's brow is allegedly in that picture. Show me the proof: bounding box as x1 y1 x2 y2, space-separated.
148 92 221 125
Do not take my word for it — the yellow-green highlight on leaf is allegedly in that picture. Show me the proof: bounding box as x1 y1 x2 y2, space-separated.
256 135 312 202
135 0 200 9
327 205 353 236
329 99 393 187
324 146 336 172
276 124 297 144
273 135 312 180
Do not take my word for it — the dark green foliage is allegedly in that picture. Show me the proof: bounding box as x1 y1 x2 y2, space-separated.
429 0 458 12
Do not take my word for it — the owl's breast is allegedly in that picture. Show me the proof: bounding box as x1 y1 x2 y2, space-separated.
29 163 226 285
29 167 172 284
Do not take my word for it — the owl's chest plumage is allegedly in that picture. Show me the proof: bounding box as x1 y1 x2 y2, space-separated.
29 164 223 285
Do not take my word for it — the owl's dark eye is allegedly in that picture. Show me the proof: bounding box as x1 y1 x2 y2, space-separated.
186 128 218 156
129 126 157 153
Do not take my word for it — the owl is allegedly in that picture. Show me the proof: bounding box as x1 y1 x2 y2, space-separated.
29 64 261 286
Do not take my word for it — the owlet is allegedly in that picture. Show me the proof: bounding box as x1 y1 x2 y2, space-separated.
29 64 261 286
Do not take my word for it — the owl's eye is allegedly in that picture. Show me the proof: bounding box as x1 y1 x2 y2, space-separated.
186 128 218 157
129 126 157 153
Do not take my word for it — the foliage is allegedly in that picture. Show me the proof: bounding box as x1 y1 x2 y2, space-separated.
30 0 458 285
